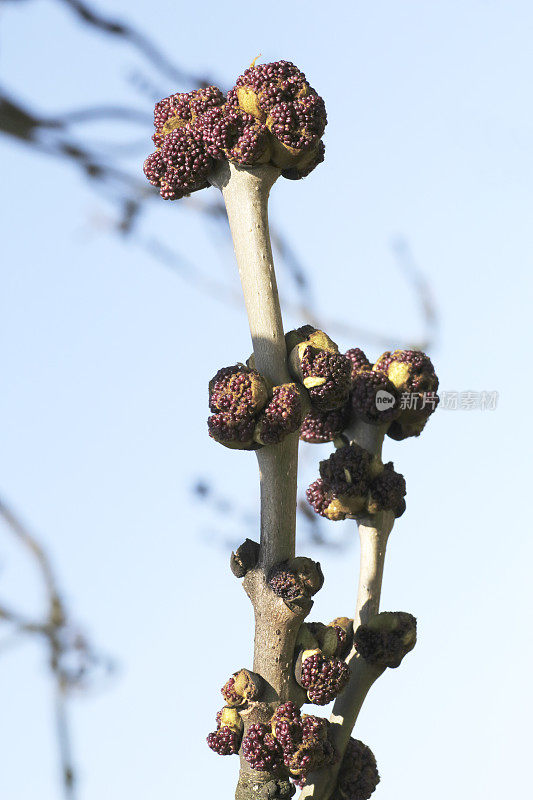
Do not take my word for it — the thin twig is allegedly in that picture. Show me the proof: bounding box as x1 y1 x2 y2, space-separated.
300 421 394 800
0 496 114 799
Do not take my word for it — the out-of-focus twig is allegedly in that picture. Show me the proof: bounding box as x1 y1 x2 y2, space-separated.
55 0 212 86
0 495 113 800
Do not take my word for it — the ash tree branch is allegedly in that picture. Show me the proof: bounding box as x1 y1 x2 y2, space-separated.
210 161 306 800
299 421 395 800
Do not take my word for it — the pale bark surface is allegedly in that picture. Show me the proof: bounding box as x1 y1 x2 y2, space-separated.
210 163 307 800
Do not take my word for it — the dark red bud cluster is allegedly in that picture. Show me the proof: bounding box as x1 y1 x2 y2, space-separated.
255 383 302 446
373 349 437 394
300 348 352 412
144 61 327 199
300 345 439 442
299 652 350 705
299 403 351 444
206 706 243 756
345 348 372 380
373 349 439 440
319 444 373 497
221 676 240 706
234 60 327 172
270 703 338 783
332 738 380 800
242 723 285 772
367 462 407 517
350 370 400 425
206 726 241 756
267 558 323 606
208 365 302 450
268 566 305 603
307 444 406 521
221 669 263 706
271 701 304 753
354 612 417 669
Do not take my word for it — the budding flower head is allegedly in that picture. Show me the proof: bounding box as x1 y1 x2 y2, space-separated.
270 703 338 781
145 61 327 198
153 87 225 138
297 651 351 705
233 60 327 175
299 403 351 444
209 368 304 450
318 443 374 512
254 383 303 446
268 557 323 607
354 611 417 669
366 462 407 518
198 104 272 165
268 564 306 603
221 669 263 706
285 739 326 776
155 125 213 200
373 349 440 440
300 349 352 412
287 328 352 412
206 705 243 756
209 365 269 418
345 348 372 381
350 370 400 425
374 349 438 394
332 738 380 800
206 726 241 756
310 446 406 522
271 701 304 753
208 364 268 450
242 723 285 772
306 478 359 522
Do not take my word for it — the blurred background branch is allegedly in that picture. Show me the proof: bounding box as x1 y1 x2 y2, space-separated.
0 496 114 799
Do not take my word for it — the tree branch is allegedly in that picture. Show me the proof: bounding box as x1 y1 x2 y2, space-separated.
299 421 394 800
210 161 305 799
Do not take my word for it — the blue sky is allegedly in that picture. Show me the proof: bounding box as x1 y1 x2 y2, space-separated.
1 1 532 798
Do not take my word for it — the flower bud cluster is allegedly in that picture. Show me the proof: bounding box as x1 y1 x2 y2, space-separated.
268 702 338 787
331 738 380 800
306 443 406 521
354 611 417 669
144 61 327 199
373 349 440 440
268 557 324 609
206 706 244 756
208 364 302 450
296 650 350 705
299 346 439 444
286 327 352 413
221 669 264 707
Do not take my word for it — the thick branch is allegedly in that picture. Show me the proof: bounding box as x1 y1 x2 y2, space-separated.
209 162 298 571
210 162 302 799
